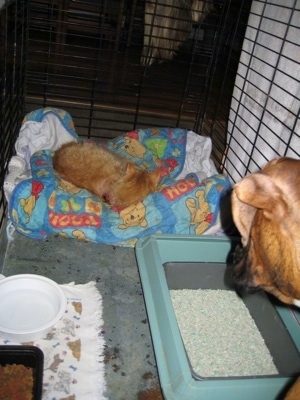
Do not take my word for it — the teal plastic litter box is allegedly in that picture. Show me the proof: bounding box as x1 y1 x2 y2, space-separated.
135 235 300 400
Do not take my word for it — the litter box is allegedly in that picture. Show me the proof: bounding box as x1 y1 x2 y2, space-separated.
135 235 300 400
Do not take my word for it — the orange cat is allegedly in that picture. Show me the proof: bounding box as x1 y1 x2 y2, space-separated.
53 142 161 207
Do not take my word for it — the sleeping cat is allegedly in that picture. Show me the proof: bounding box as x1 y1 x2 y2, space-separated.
53 142 161 207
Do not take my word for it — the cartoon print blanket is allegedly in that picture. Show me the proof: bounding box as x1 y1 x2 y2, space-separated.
8 109 231 246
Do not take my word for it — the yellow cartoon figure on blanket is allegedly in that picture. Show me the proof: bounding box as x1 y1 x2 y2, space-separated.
186 183 214 235
57 177 82 195
123 136 146 159
72 229 88 241
85 198 102 216
118 202 147 229
19 181 44 223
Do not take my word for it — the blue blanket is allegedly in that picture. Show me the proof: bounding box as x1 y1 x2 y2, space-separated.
9 110 231 246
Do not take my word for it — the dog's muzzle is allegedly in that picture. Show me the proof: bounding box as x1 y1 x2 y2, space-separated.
231 243 260 294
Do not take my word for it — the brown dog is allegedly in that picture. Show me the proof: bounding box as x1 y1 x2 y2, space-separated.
231 157 300 399
53 142 161 207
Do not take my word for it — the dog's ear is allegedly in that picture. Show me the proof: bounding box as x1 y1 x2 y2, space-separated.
232 173 288 246
232 189 256 247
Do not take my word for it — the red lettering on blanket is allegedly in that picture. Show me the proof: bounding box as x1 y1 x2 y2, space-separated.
161 178 198 201
49 211 101 228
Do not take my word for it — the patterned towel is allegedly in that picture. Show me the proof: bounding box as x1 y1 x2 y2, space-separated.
0 281 106 400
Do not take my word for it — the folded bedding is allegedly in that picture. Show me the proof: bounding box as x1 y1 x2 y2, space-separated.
7 108 231 246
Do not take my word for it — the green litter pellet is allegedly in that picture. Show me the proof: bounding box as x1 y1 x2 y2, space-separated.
170 289 278 378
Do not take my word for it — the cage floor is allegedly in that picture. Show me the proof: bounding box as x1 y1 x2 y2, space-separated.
0 231 162 399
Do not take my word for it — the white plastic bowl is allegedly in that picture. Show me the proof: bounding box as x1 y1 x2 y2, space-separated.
0 274 67 342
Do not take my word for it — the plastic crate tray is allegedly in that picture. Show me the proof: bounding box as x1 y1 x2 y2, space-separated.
135 235 300 400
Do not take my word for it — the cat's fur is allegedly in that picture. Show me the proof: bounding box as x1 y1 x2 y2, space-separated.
53 142 161 207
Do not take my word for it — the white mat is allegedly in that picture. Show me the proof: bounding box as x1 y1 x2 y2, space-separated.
0 281 107 400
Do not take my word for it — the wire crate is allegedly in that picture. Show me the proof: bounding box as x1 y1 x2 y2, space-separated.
0 0 299 235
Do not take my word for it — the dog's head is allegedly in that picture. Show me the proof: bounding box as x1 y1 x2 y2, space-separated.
231 157 300 306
